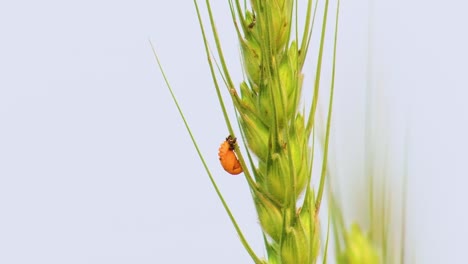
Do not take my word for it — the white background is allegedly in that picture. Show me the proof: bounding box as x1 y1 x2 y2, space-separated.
0 0 467 263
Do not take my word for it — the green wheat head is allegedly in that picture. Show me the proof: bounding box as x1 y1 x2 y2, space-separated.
195 0 339 262
151 0 395 263
233 2 321 263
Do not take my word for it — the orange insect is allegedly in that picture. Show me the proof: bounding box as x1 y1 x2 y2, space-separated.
218 135 243 175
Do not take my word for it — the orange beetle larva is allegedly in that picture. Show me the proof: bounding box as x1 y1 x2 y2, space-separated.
218 135 243 175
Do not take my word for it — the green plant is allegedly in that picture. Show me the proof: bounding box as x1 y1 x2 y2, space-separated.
150 0 390 263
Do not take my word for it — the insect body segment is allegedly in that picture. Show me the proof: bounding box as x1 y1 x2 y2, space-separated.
218 135 243 175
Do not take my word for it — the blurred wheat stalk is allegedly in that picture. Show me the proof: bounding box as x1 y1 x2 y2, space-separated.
152 0 406 263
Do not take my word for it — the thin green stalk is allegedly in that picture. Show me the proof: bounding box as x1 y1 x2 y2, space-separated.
194 0 235 138
306 0 329 137
304 122 316 205
298 0 316 67
150 41 263 264
204 0 235 89
194 0 258 191
315 0 339 212
323 214 331 264
303 0 320 70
